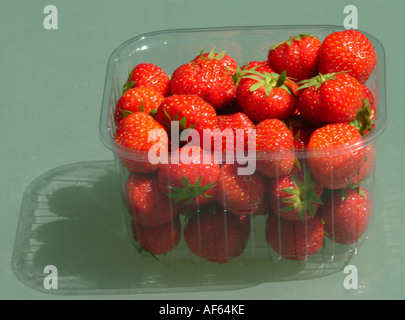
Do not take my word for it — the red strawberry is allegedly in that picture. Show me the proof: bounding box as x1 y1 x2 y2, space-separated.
236 69 298 123
125 173 179 227
215 164 267 216
154 94 219 150
215 112 255 153
114 87 164 126
170 54 236 110
285 115 317 151
114 112 169 173
268 34 322 82
350 84 376 136
265 213 324 261
318 30 376 85
192 47 238 75
123 62 170 96
306 123 366 189
232 61 274 87
350 143 376 185
320 187 371 245
297 72 363 125
183 205 251 264
130 216 181 255
267 160 323 221
253 118 295 178
157 145 220 210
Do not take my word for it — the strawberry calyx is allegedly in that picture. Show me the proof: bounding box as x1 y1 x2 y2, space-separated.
350 98 374 135
243 69 296 97
197 47 226 61
297 72 345 91
166 174 216 205
279 164 323 221
162 107 196 131
270 34 313 51
122 67 136 93
232 63 259 86
117 101 157 118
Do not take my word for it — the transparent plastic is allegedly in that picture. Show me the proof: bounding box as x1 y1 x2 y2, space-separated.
98 25 386 291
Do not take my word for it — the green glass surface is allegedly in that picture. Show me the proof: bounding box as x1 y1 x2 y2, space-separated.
1 0 404 300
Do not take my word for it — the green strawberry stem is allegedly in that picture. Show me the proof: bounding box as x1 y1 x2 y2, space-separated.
167 174 216 205
279 164 322 221
297 72 346 91
122 67 136 93
244 70 296 97
270 34 313 51
350 98 373 135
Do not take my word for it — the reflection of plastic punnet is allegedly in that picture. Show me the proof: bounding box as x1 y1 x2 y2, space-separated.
99 25 386 276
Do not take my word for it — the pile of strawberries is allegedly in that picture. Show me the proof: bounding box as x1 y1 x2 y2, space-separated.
113 29 377 263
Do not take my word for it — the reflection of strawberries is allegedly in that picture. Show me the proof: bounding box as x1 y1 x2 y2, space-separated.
320 187 371 245
125 174 178 227
131 217 181 255
266 213 324 261
184 205 251 263
215 164 267 216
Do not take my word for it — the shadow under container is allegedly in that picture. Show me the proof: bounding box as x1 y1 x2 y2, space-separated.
99 25 386 284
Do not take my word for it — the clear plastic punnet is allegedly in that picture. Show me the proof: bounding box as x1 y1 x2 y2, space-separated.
99 25 386 291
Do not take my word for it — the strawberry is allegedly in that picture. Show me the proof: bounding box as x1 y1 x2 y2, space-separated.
114 112 169 173
170 54 236 110
215 164 267 216
265 212 324 261
350 143 376 185
215 112 255 153
154 94 219 150
306 123 366 189
318 30 376 85
192 47 238 75
157 145 220 210
267 160 323 221
232 61 274 87
320 187 371 245
253 118 295 178
285 115 317 151
267 34 322 82
297 72 363 125
114 87 164 126
130 216 181 255
123 62 170 96
236 69 298 123
183 205 251 263
125 173 179 227
350 84 376 136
